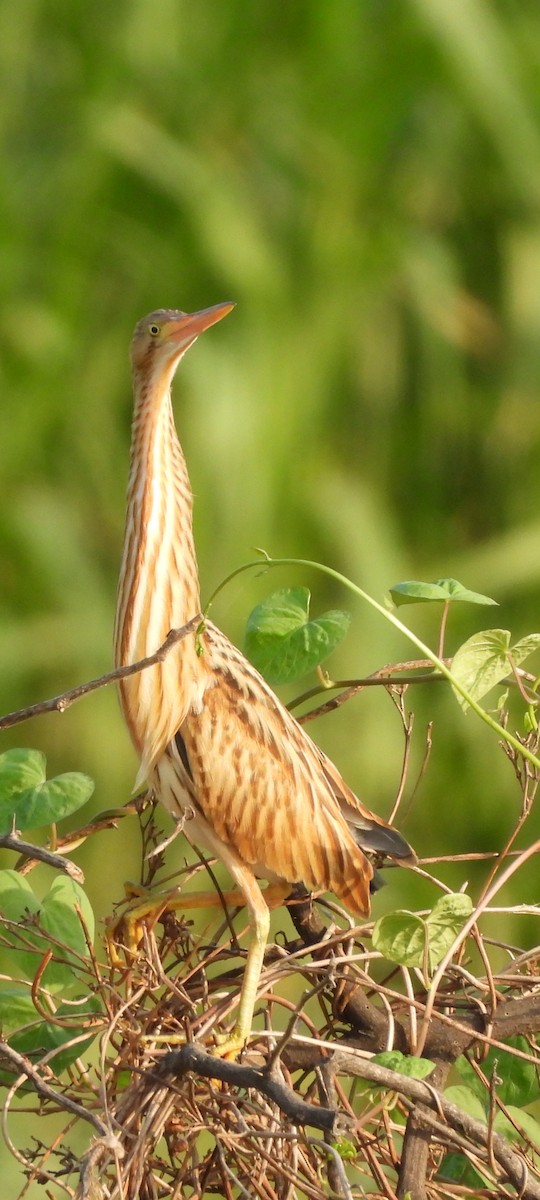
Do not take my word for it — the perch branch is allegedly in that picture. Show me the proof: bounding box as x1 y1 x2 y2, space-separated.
154 1044 540 1199
0 615 202 731
0 831 84 882
155 1044 342 1135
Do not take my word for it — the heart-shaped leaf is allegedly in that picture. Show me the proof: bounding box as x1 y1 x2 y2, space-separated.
0 748 94 835
372 910 427 966
245 587 350 683
451 629 540 711
0 869 95 991
425 893 473 967
451 630 540 712
373 894 472 971
390 578 497 608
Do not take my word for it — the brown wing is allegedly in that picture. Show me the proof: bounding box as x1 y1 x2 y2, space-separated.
311 744 416 862
177 623 414 916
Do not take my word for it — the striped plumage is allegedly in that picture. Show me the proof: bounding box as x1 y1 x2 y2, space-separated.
115 304 416 1054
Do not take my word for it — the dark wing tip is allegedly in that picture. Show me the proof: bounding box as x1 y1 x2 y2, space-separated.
355 822 417 865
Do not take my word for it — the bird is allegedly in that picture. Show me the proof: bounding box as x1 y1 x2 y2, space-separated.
114 302 416 1056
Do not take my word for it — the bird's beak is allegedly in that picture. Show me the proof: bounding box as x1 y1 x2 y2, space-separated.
167 302 235 342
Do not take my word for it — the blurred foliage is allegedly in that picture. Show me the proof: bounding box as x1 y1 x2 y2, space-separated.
3 0 540 1193
1 0 540 1034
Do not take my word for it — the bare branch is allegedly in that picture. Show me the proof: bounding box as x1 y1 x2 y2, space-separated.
0 831 85 882
153 1044 540 1200
154 1044 343 1134
292 658 449 722
0 1040 109 1137
293 660 537 723
0 615 202 731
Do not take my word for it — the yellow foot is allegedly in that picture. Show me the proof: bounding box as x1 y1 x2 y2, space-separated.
212 1026 247 1060
105 882 180 963
106 879 290 965
144 1030 246 1060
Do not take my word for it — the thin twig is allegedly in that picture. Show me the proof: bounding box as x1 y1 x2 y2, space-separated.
294 660 449 723
293 662 537 723
0 832 84 882
415 839 540 1057
0 615 202 731
0 1040 110 1138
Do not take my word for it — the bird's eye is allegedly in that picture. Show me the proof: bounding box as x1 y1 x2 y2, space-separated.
148 324 160 337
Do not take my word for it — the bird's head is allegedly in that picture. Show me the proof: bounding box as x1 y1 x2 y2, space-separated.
130 302 235 381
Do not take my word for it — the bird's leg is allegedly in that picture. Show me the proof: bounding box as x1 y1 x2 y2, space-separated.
211 865 289 1059
107 879 288 964
106 883 194 963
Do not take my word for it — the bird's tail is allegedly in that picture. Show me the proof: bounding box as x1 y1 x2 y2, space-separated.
330 821 416 917
353 819 417 865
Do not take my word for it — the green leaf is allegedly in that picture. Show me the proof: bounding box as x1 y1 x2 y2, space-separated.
451 629 511 711
0 986 38 1034
454 1054 485 1100
390 578 497 607
372 1051 435 1080
333 1137 356 1160
496 1107 540 1150
372 911 427 966
39 876 95 988
0 868 41 919
437 1152 489 1188
425 893 473 968
0 869 94 991
3 994 102 1080
457 1038 540 1108
0 748 47 796
373 894 472 971
245 587 350 683
434 578 498 605
0 747 94 835
451 630 540 712
444 1084 487 1122
496 1039 540 1107
509 632 540 663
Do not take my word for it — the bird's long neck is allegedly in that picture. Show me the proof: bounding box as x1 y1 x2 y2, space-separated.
115 379 200 665
114 369 203 770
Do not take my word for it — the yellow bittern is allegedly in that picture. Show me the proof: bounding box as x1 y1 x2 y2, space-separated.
114 302 416 1055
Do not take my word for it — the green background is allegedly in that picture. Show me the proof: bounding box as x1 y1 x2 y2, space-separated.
1 2 540 1184
3 0 540 908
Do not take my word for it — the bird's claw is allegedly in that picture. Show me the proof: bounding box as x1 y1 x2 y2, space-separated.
212 1025 247 1060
